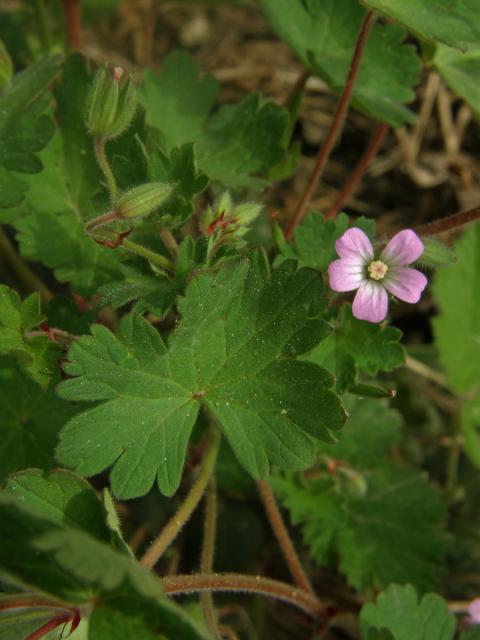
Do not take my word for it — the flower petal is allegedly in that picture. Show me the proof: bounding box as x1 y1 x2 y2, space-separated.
328 258 366 292
352 281 388 323
335 227 374 261
468 598 480 624
381 229 424 266
383 267 428 303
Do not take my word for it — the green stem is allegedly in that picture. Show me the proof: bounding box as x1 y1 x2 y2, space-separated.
257 479 315 596
140 428 222 570
0 228 53 302
445 416 462 500
33 0 52 52
94 138 117 203
201 480 221 639
122 238 175 272
162 573 322 618
160 228 179 258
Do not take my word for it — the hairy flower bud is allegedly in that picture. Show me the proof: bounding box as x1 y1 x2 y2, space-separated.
202 192 263 246
86 65 137 140
115 182 174 220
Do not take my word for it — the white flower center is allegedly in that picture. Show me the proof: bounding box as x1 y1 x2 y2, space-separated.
368 260 388 281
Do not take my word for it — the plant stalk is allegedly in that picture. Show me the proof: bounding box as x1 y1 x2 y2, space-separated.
140 427 222 570
201 479 222 639
0 228 53 302
162 573 322 618
285 11 376 239
324 122 388 220
415 206 480 237
122 238 175 271
62 0 82 51
257 479 315 596
94 138 117 203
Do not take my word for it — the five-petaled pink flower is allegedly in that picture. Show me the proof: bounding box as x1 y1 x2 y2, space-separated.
466 598 480 626
328 228 428 323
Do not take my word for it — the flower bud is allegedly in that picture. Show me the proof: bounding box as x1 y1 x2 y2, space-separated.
0 40 13 89
202 192 263 246
115 182 174 220
86 65 137 140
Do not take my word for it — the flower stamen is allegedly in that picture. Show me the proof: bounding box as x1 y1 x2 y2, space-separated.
367 260 388 281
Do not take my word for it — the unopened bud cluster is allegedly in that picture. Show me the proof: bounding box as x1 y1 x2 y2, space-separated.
202 192 263 247
86 65 137 140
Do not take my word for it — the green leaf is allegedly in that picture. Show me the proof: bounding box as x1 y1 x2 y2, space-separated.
316 396 402 468
305 306 405 392
291 212 375 273
140 50 287 189
462 628 480 640
5 55 123 294
433 45 480 119
258 0 420 127
2 469 110 542
0 55 61 209
57 257 346 499
140 50 218 153
0 357 77 482
0 496 211 640
0 286 57 387
461 396 480 469
98 236 204 318
148 143 209 227
361 0 480 52
274 398 447 594
196 92 289 188
432 224 480 393
89 607 162 640
275 465 447 592
360 584 455 640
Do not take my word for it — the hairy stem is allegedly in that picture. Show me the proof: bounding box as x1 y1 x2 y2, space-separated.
257 479 315 596
25 613 72 640
84 210 119 235
162 573 322 618
324 122 388 220
0 228 53 302
94 138 117 203
122 238 175 272
415 206 480 236
140 428 222 570
285 11 376 239
160 228 179 258
62 0 81 51
201 480 221 639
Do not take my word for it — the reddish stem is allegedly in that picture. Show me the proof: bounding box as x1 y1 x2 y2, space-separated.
62 0 81 50
257 479 315 596
415 206 480 236
0 595 74 615
25 613 72 640
162 573 322 618
285 11 376 239
324 122 389 220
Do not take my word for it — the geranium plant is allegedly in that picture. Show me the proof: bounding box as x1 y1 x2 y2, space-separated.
0 1 479 639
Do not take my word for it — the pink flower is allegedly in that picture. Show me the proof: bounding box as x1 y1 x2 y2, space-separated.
328 228 428 323
467 598 480 625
